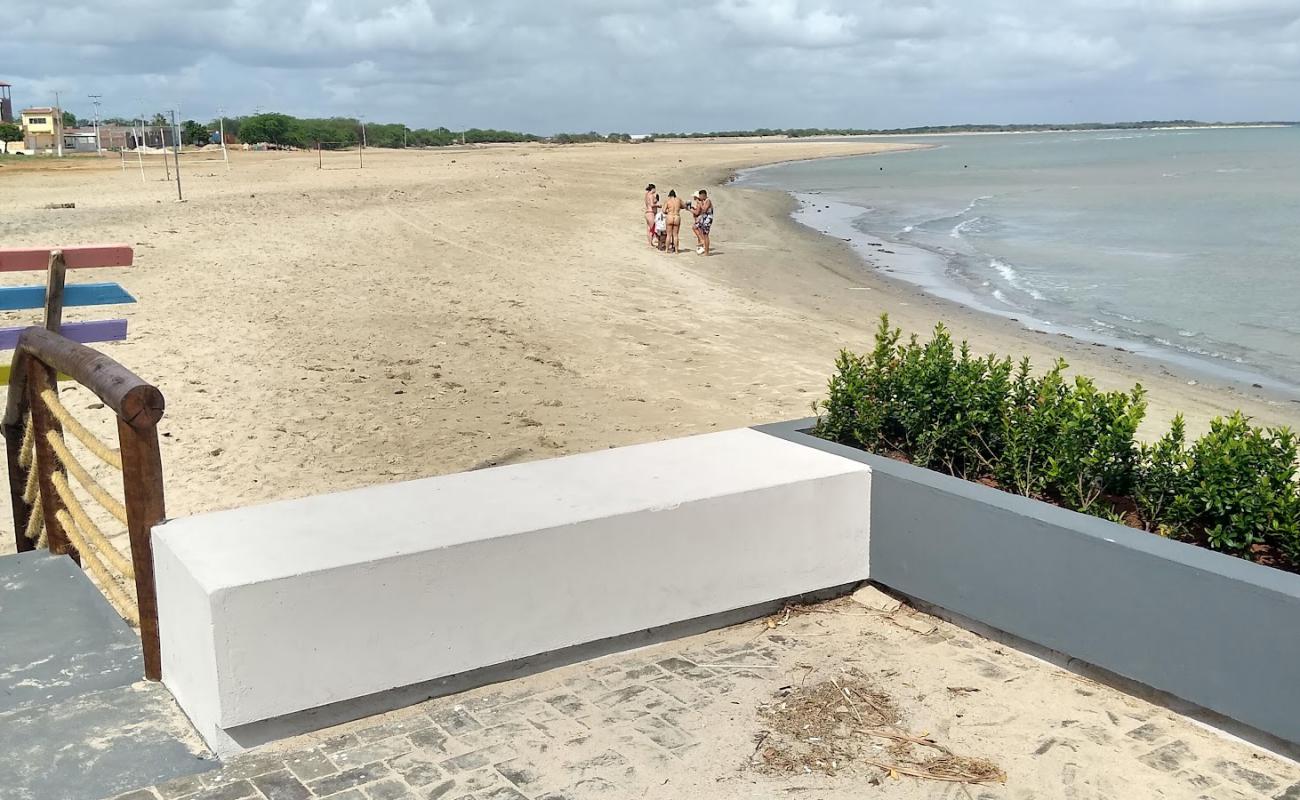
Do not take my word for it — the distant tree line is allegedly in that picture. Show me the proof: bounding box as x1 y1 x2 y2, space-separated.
653 120 1299 138
199 113 543 149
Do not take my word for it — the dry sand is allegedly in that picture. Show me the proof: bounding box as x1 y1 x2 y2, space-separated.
1 140 1297 547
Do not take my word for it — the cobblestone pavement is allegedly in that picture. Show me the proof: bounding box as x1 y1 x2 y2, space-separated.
116 595 1300 800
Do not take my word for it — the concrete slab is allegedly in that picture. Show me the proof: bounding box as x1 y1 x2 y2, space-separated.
0 680 214 800
0 551 142 714
0 551 218 799
154 428 872 748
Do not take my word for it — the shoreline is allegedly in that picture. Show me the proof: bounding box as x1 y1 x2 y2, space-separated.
779 190 1300 399
694 146 1300 437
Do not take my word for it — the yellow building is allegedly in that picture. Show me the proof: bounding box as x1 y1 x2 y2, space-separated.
21 106 59 153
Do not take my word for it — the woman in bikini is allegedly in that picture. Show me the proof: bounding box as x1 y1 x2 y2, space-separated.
644 184 659 247
662 190 685 253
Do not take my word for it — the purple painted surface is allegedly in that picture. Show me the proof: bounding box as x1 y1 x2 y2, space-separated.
0 319 128 351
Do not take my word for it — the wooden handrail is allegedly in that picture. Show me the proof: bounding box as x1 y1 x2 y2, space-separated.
3 326 164 430
3 327 167 680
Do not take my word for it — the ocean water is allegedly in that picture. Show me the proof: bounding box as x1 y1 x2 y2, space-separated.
738 127 1300 393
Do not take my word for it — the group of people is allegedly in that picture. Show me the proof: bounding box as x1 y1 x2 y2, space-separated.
644 184 713 256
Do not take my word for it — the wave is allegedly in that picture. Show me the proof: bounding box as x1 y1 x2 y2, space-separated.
990 258 1046 301
950 216 983 239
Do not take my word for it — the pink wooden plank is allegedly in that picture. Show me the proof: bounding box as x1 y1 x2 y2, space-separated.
0 245 134 273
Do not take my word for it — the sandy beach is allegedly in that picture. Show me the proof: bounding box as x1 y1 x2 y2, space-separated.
1 140 1296 550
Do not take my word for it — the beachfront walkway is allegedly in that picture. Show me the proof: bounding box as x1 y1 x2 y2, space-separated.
117 593 1300 800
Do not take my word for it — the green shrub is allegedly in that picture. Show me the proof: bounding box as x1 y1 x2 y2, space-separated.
1042 376 1146 513
1167 413 1300 557
1134 415 1189 533
814 314 1300 572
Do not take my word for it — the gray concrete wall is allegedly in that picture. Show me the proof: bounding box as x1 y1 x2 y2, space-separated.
756 418 1300 747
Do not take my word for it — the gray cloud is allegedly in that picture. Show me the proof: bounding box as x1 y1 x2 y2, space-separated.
4 0 1298 132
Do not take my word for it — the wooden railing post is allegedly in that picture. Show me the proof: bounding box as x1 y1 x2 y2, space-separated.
119 417 166 681
27 361 74 561
4 416 34 553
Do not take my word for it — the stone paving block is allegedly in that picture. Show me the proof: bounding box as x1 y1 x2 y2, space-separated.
494 756 549 794
469 786 529 800
334 736 416 768
386 751 446 788
645 674 712 707
558 677 608 698
355 715 435 743
423 780 458 799
536 777 622 799
408 726 452 755
203 751 288 785
542 693 589 718
430 707 483 736
593 662 667 691
563 749 635 783
365 777 416 800
193 780 259 800
250 769 311 800
591 684 656 710
285 749 340 782
113 791 160 800
1126 722 1166 742
461 685 540 713
320 733 361 755
154 773 206 799
524 711 589 742
654 657 715 682
440 744 518 774
457 721 541 752
1139 740 1198 773
306 763 392 797
1209 758 1280 793
631 715 694 752
474 698 563 728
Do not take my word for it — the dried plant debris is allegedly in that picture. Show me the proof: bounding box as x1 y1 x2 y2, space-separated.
755 669 1005 785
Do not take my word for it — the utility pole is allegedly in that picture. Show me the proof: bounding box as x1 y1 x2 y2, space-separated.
135 115 146 183
170 110 183 201
218 106 230 171
359 115 366 169
54 90 63 157
88 95 102 154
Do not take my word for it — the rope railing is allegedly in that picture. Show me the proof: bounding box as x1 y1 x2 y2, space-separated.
39 386 123 469
4 326 167 680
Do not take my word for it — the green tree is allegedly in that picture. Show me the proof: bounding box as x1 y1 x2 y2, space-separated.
0 122 22 143
182 120 209 146
238 113 296 145
61 110 77 129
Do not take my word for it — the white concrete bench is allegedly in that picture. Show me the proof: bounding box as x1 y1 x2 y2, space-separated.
154 428 871 749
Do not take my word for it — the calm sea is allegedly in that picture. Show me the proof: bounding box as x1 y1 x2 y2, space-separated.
739 127 1300 393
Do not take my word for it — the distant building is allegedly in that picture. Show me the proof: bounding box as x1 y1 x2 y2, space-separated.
61 124 133 152
62 129 99 153
21 106 59 152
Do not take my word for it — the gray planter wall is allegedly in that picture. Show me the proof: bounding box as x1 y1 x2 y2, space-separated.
756 418 1300 748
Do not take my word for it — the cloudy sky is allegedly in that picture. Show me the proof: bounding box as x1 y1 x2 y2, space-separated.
5 0 1298 133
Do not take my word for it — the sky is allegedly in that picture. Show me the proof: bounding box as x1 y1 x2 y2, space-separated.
4 0 1299 134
